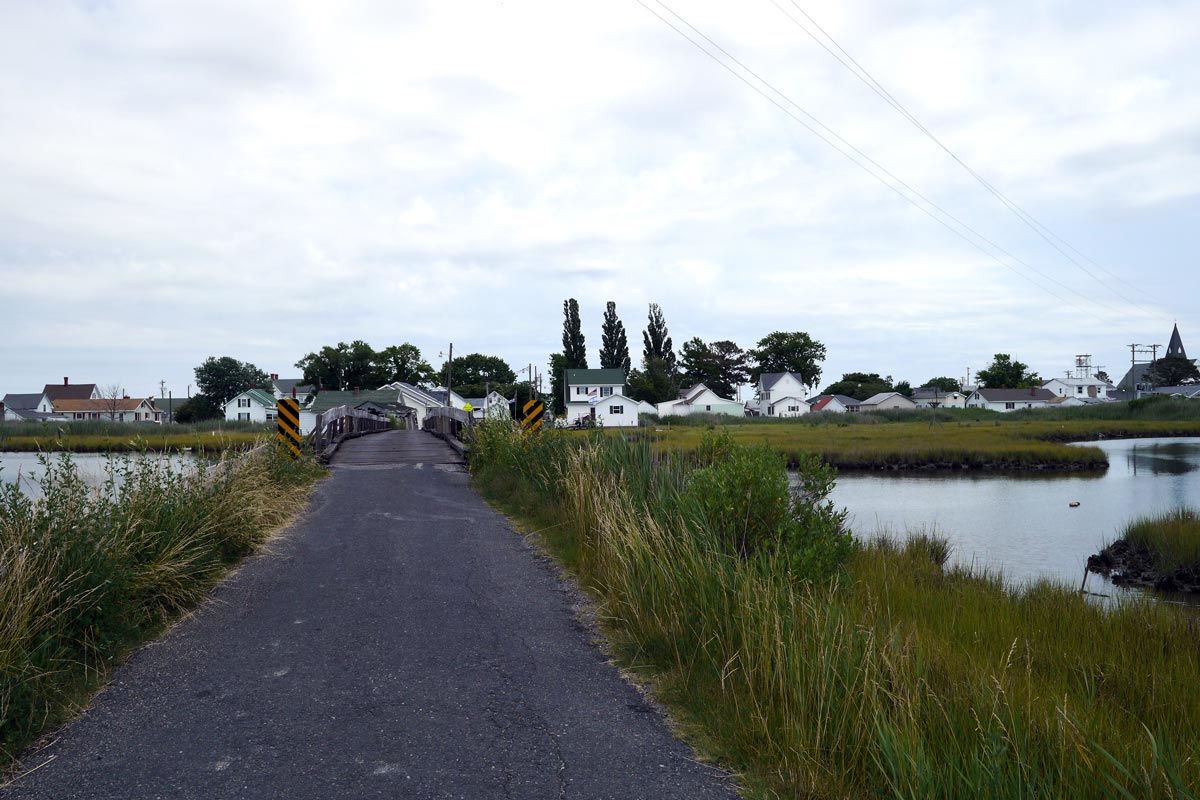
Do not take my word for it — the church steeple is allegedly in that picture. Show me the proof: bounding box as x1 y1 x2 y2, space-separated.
1167 323 1187 360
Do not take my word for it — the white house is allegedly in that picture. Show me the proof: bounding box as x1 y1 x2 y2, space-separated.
386 382 448 429
55 397 161 422
657 383 744 418
755 372 810 417
912 387 967 409
965 387 1057 412
859 392 918 411
1042 376 1113 401
270 375 315 404
808 395 859 414
564 368 641 427
465 391 511 421
224 388 279 423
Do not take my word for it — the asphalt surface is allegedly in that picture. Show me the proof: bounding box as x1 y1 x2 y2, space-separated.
1 431 737 799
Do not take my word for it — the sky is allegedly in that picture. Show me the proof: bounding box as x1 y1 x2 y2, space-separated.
2 0 1198 403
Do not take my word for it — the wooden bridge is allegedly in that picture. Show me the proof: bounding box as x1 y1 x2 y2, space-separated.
329 427 465 467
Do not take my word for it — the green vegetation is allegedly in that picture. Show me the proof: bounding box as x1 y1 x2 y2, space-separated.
0 420 264 453
468 421 1200 799
0 443 324 766
637 400 1200 470
1120 509 1200 573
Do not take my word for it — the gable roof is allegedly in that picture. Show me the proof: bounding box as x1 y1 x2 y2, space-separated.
306 390 401 414
391 382 444 408
43 382 98 401
912 386 962 399
759 372 804 391
860 392 914 406
2 393 44 410
807 394 860 408
224 388 278 409
565 368 625 386
54 398 155 413
973 387 1056 402
272 378 314 395
809 396 840 412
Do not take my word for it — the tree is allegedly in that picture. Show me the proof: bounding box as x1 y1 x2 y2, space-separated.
976 354 1040 389
822 372 894 401
924 376 962 392
562 299 587 369
642 303 676 372
1095 370 1111 384
174 395 221 422
548 352 568 415
678 338 748 400
599 301 631 374
295 340 379 390
441 353 517 398
99 383 126 421
894 380 914 398
1143 355 1200 387
195 356 270 405
748 331 827 390
626 358 679 404
375 343 435 387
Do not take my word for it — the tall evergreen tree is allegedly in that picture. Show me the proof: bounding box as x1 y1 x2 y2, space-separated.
642 303 676 372
599 301 631 374
562 298 588 369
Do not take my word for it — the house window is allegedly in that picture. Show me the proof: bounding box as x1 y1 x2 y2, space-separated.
1077 386 1083 394
575 386 586 396
767 406 774 415
238 398 251 408
788 405 799 412
705 405 712 411
601 386 613 397
609 405 624 415
1005 402 1015 410
266 412 276 420
238 412 250 421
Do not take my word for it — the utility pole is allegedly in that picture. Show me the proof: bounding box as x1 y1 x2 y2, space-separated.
445 343 453 407
159 379 167 399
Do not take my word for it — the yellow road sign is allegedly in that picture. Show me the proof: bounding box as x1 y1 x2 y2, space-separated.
276 398 303 458
521 399 544 434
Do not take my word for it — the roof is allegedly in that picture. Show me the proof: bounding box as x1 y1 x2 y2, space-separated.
565 368 625 386
5 409 62 421
43 383 98 401
306 390 401 414
54 398 154 413
807 394 859 408
759 372 799 391
912 387 961 399
391 382 444 408
860 392 915 406
1168 323 1188 359
810 396 838 412
222 388 278 410
2 393 44 410
272 378 314 395
972 388 1056 402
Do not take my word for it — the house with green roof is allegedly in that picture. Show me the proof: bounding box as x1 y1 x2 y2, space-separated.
223 388 280 424
564 368 643 428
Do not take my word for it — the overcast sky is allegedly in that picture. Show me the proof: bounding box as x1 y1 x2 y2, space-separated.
2 0 1197 402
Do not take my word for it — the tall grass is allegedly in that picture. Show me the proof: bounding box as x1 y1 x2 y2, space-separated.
0 420 267 453
0 443 324 765
469 422 1200 798
1121 509 1200 573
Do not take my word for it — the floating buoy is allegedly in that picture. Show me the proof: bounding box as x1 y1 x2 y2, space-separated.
1069 501 1081 508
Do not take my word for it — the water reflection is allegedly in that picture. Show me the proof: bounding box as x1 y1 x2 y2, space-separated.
793 438 1200 597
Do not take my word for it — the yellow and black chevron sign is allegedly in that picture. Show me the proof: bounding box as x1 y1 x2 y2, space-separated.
276 398 303 459
521 399 545 434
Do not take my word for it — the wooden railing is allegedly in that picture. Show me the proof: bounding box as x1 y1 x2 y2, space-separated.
423 406 472 443
308 405 392 462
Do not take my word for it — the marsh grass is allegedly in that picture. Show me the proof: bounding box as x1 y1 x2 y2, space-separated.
0 442 324 766
470 423 1200 799
0 421 265 453
1121 509 1200 573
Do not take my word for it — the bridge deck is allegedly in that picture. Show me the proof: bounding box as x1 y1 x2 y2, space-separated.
330 428 464 467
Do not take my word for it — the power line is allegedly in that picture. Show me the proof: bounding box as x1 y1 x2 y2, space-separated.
636 0 1143 327
768 0 1173 320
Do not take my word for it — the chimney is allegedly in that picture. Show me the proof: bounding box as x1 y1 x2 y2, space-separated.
292 387 297 398
64 377 69 386
0 401 6 415
1029 388 1036 396
354 387 360 396
271 373 278 380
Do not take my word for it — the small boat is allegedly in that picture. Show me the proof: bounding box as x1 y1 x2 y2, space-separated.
1069 501 1081 508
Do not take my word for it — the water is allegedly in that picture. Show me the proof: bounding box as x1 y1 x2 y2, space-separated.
0 451 199 498
806 438 1200 592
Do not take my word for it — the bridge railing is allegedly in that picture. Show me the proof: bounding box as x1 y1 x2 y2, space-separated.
423 406 473 444
309 405 392 461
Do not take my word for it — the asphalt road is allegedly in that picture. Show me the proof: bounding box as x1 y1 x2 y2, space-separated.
1 432 737 799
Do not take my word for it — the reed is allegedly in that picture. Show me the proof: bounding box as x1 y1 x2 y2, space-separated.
0 443 324 766
0 421 266 453
469 422 1200 798
1120 509 1200 573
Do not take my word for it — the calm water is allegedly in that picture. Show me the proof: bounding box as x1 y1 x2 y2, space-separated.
809 438 1200 591
0 451 198 498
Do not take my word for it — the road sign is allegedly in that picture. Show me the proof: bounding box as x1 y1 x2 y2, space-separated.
521 398 544 434
277 398 303 458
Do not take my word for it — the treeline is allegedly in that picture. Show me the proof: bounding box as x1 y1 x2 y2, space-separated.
548 299 827 412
